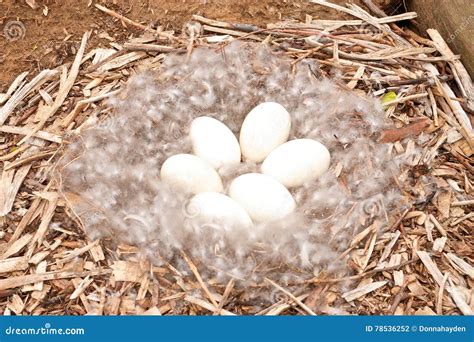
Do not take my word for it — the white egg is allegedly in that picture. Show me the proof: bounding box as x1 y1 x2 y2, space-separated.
228 173 296 223
239 102 291 162
261 139 331 188
190 116 241 169
160 154 223 194
187 192 253 230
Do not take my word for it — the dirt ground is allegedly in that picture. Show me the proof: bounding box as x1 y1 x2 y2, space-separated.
0 0 401 91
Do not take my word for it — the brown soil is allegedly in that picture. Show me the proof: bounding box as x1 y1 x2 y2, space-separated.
0 0 398 91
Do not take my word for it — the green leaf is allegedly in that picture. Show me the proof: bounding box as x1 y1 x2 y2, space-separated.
380 91 397 105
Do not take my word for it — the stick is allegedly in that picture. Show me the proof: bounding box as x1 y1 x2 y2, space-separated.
0 125 62 143
0 269 110 291
95 4 179 42
265 278 317 315
181 251 220 309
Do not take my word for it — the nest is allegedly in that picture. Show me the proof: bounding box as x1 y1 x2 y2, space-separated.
0 1 472 315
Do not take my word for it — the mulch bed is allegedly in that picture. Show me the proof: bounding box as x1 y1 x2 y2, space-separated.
0 1 472 315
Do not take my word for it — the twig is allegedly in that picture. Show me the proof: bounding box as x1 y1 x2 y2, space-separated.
181 251 219 309
0 125 62 144
306 258 418 284
265 278 317 315
95 4 179 42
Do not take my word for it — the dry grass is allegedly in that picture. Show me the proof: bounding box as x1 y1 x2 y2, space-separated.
0 1 472 315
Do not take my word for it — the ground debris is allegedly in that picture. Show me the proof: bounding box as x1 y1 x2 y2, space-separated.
0 1 472 316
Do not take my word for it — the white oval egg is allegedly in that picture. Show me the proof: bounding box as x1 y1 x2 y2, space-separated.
190 116 241 169
261 139 331 188
228 173 296 223
239 102 291 162
160 154 223 194
188 192 253 230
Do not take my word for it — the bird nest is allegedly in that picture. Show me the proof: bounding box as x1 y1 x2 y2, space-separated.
0 1 472 316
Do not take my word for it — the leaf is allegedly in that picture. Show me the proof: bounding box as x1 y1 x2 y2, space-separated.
380 91 397 105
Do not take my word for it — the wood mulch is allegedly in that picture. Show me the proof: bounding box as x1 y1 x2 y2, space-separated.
0 1 472 315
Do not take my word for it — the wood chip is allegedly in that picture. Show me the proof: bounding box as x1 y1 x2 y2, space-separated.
183 295 235 315
378 231 400 264
0 165 31 216
0 70 58 125
393 270 404 287
0 269 110 291
111 261 147 282
0 3 472 316
342 280 388 302
1 233 33 259
0 256 29 274
432 237 447 252
445 253 474 279
417 251 472 315
265 277 317 315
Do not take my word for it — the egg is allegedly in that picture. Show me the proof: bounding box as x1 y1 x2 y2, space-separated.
160 154 223 194
190 116 241 169
228 173 296 223
239 102 291 162
261 139 330 188
187 192 253 230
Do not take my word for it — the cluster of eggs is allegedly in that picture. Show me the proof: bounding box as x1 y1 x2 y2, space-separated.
160 102 331 230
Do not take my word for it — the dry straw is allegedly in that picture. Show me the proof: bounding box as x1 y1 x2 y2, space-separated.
0 1 472 315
